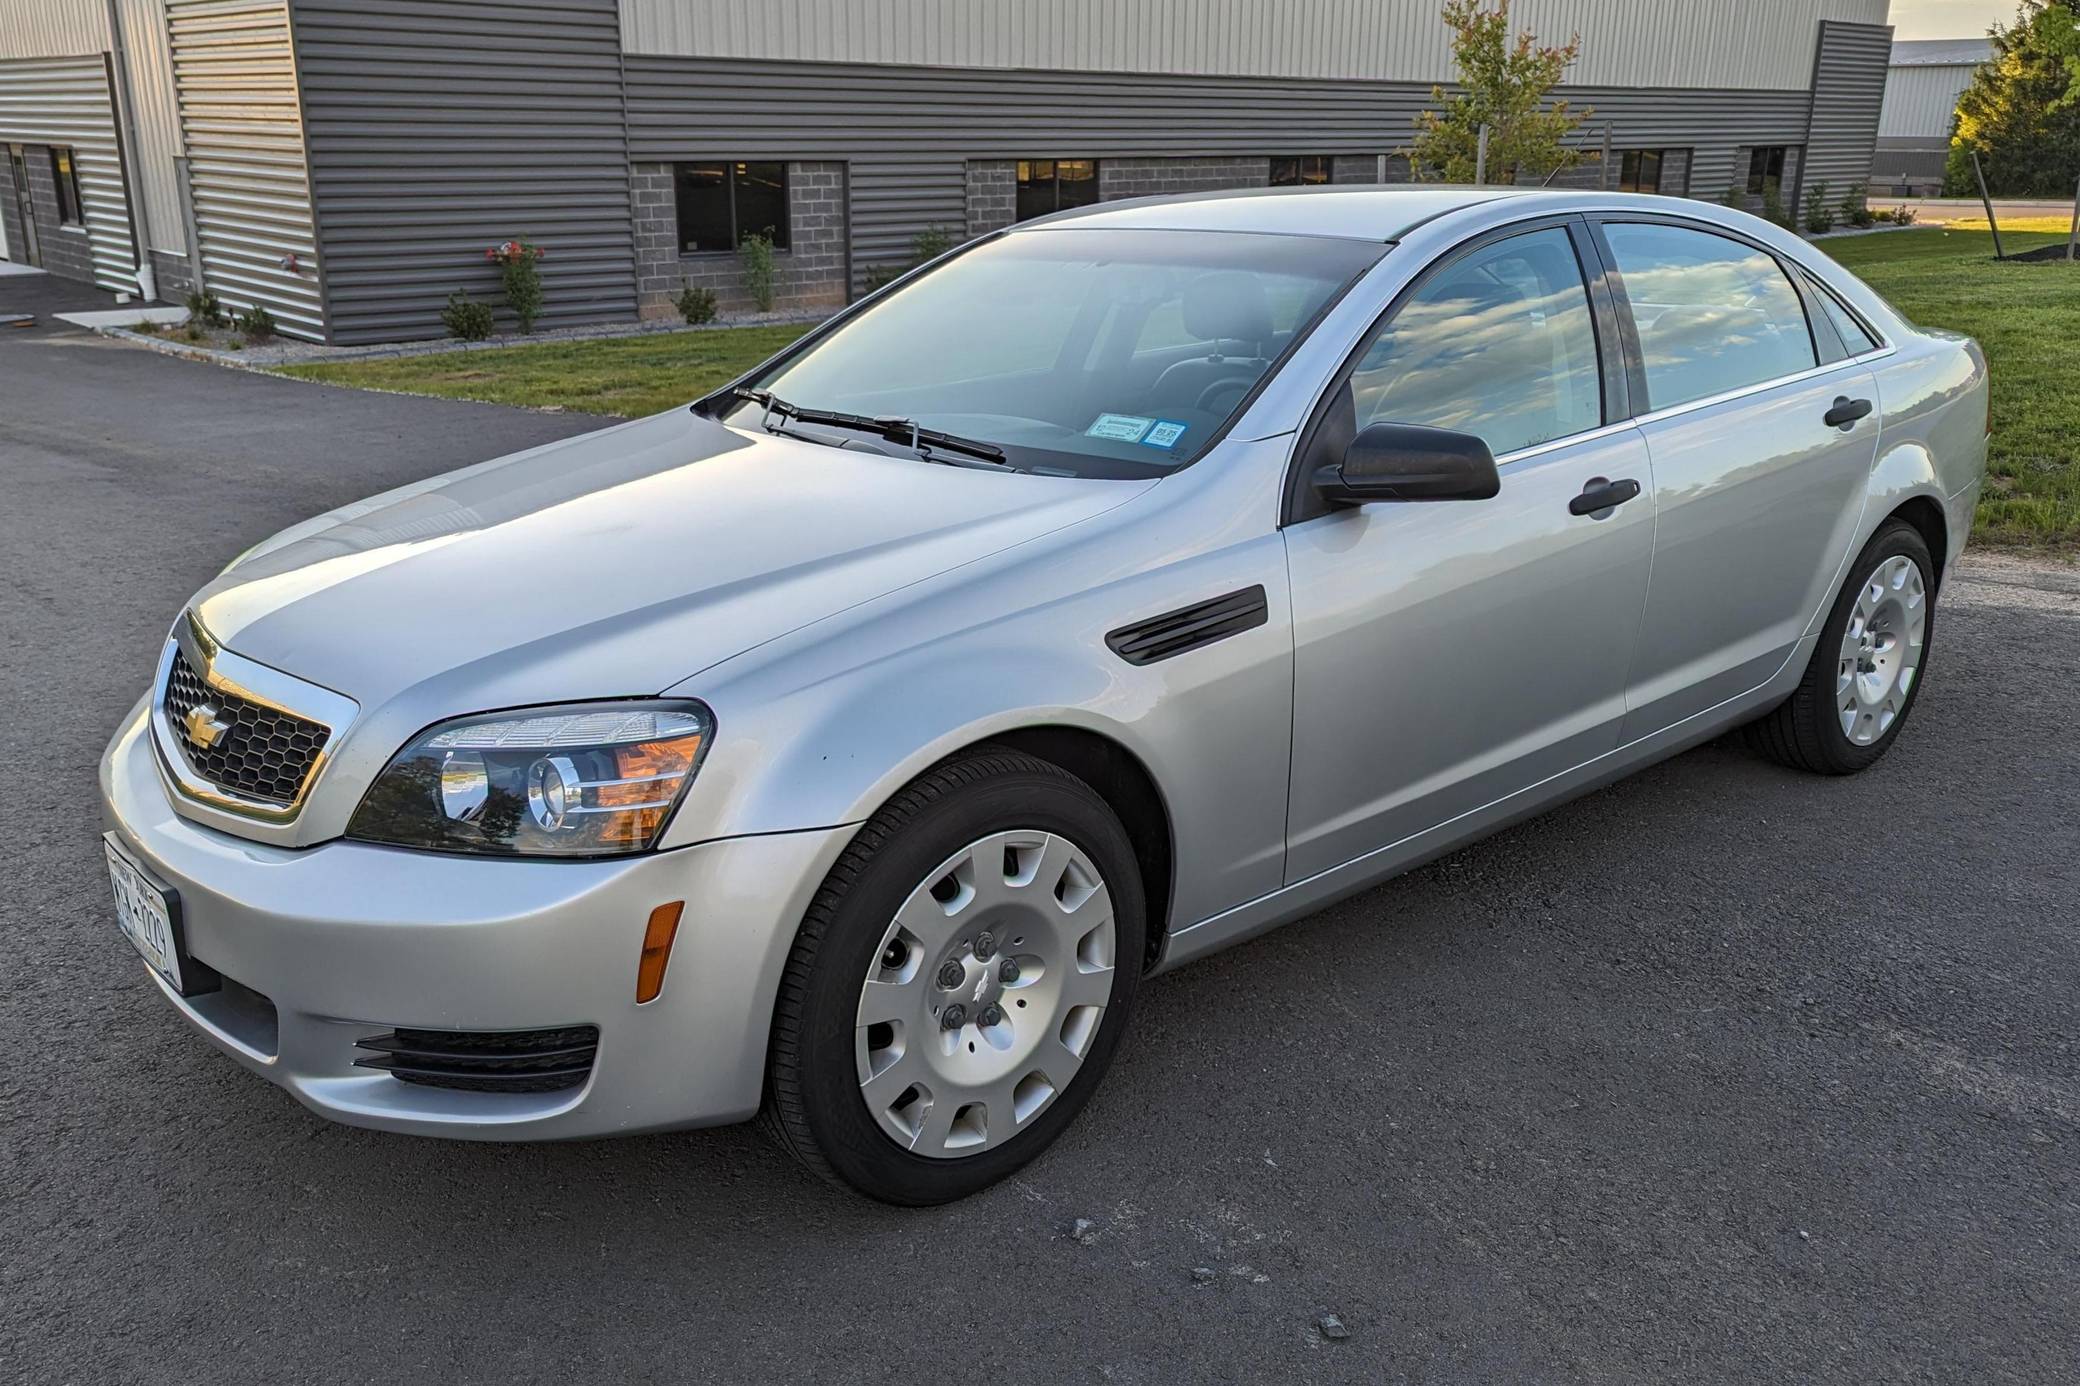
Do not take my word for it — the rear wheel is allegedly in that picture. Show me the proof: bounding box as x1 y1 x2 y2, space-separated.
1746 519 1935 774
763 747 1144 1204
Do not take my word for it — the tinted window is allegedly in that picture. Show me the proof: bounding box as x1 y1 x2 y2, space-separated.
50 146 81 225
1603 223 1816 410
1348 226 1603 456
1747 146 1788 196
1016 159 1100 220
1619 150 1663 193
673 162 790 254
731 228 1379 477
1270 155 1333 186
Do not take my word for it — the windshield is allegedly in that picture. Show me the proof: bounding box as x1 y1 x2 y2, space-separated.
722 228 1383 478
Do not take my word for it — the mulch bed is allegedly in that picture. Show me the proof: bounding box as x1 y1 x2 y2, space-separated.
2005 242 2079 264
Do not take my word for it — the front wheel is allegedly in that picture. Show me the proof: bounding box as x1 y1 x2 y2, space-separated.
1746 519 1935 774
762 747 1145 1204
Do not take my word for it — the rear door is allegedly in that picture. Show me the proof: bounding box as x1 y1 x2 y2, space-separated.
1591 218 1879 738
1282 220 1656 882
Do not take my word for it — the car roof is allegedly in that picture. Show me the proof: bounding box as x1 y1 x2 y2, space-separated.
1011 184 1568 243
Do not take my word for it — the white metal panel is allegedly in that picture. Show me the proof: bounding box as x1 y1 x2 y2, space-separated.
166 0 322 338
0 55 139 289
115 0 187 255
620 0 1892 90
0 0 112 58
1878 62 1977 140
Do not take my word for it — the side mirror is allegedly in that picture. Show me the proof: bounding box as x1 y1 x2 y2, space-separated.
1312 422 1500 507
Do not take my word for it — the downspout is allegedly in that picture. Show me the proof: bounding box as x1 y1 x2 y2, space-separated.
104 0 158 301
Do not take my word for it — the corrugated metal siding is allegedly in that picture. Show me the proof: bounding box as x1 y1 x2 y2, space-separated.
620 0 1890 91
114 0 187 255
1800 20 1892 203
288 0 638 345
626 55 1819 290
1878 62 1979 140
0 55 139 289
166 0 323 336
0 0 113 59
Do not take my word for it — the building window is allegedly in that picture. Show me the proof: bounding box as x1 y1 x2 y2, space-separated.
1270 156 1335 187
1015 160 1099 221
49 146 82 225
673 162 789 255
1619 150 1664 194
1746 146 1788 197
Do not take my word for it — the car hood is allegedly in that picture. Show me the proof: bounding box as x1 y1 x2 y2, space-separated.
191 409 1154 715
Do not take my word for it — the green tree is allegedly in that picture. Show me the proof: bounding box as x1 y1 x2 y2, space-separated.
1942 0 2080 197
1408 0 1592 184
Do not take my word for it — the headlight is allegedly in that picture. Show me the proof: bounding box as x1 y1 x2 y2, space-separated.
346 701 712 857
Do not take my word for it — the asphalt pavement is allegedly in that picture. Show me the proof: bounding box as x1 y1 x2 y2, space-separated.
2 274 2075 1384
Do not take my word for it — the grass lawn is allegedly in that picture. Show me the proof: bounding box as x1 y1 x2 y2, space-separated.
278 227 2078 547
276 324 811 420
1823 228 2077 548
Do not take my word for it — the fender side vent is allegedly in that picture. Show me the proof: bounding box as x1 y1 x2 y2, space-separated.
1106 586 1268 666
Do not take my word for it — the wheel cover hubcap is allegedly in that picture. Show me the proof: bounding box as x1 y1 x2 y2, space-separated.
1837 554 1927 747
855 830 1116 1159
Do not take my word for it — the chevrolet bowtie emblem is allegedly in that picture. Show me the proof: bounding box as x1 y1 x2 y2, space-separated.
184 700 232 750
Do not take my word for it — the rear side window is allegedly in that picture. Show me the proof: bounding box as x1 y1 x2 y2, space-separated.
1602 222 1816 411
1348 226 1603 457
1812 280 1881 354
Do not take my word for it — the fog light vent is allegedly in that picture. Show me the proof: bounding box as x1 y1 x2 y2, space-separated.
352 1025 599 1093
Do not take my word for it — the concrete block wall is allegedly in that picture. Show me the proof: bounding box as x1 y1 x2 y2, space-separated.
1099 156 1270 200
634 160 849 318
965 159 1015 238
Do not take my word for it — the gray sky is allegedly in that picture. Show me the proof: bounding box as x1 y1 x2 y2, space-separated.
1889 0 2017 40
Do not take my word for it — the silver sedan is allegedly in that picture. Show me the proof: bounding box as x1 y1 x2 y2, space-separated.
99 187 1987 1203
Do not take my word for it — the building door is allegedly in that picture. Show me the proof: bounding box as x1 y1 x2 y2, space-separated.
6 145 40 267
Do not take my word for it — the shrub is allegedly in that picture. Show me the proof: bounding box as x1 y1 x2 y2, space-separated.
183 289 225 328
861 262 906 293
1840 182 1875 228
1801 180 1836 234
674 281 718 325
1889 203 1919 226
738 231 777 313
441 288 495 341
1761 179 1789 227
486 238 546 333
910 224 957 263
234 303 277 341
1718 184 1747 211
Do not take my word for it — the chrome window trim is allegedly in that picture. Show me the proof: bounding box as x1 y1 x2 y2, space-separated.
1624 348 1895 430
148 611 360 823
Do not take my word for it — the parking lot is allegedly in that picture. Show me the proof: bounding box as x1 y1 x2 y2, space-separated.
3 285 2076 1384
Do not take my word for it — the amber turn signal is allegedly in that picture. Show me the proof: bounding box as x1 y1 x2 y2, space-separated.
636 901 684 1004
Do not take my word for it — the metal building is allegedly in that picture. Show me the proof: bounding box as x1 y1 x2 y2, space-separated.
1 0 1897 344
1871 37 1991 195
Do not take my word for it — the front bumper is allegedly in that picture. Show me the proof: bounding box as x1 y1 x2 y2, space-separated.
98 704 854 1139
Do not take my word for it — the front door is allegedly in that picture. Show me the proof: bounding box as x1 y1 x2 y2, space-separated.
1590 218 1879 738
1283 222 1655 883
6 145 40 267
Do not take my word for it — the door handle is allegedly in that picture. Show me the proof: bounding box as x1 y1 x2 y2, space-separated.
1568 476 1642 517
1824 396 1873 429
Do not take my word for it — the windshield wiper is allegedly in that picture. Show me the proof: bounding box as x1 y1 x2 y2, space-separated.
732 388 1011 467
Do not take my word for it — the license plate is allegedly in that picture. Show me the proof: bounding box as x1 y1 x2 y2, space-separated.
106 835 185 992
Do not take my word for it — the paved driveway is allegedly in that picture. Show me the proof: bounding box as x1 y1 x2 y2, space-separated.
3 294 2076 1384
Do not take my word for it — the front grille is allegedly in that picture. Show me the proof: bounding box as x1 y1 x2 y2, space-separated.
164 647 329 806
352 1025 600 1093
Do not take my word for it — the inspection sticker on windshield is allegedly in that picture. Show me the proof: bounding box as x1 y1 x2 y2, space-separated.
1143 420 1188 449
1086 413 1154 443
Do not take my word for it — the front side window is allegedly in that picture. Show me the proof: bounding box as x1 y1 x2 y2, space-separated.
1602 222 1816 410
1015 159 1099 221
1746 146 1788 197
674 162 789 254
1619 150 1664 194
1347 226 1603 457
725 228 1380 477
1270 156 1334 187
50 146 81 225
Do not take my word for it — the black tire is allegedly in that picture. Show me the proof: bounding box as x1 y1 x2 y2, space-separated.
762 746 1145 1205
1745 519 1936 775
